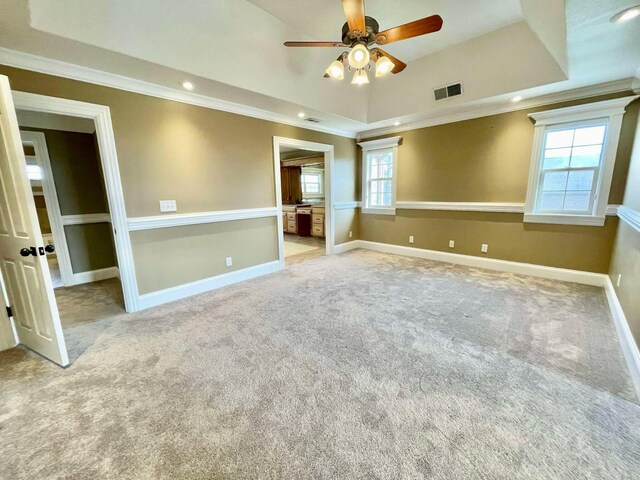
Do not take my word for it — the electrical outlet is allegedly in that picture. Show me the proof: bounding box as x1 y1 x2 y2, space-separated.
449 240 455 248
225 256 233 267
617 274 622 287
349 231 353 238
159 200 177 212
409 235 414 244
481 244 488 253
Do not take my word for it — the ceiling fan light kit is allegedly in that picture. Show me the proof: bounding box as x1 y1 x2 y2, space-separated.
284 0 443 86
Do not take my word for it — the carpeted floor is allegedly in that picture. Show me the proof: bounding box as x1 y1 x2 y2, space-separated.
1 250 639 479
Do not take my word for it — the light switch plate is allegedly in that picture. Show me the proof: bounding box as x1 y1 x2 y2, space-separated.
481 244 489 253
409 235 414 244
159 200 177 213
449 240 455 248
225 257 233 267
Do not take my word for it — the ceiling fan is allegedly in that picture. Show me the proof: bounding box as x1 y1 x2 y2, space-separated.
283 0 443 85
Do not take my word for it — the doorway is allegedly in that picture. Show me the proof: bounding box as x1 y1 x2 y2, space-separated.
273 137 335 267
0 79 137 366
17 112 125 361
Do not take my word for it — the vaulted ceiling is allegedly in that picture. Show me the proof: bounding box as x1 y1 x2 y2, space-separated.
0 0 639 137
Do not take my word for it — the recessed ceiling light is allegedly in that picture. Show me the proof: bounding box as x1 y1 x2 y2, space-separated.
182 81 194 91
512 96 523 103
394 121 401 126
297 112 305 118
611 5 640 23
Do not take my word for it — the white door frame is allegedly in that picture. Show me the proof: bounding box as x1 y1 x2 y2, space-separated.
12 91 139 312
20 131 75 286
272 136 335 267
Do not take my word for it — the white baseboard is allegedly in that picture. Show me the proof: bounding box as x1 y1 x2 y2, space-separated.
137 260 281 310
70 266 119 285
333 240 360 254
348 240 607 286
604 277 640 400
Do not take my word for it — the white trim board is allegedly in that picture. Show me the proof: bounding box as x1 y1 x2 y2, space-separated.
127 207 277 231
618 205 640 234
604 277 640 400
391 201 619 215
137 260 280 310
61 213 111 225
0 47 355 139
333 241 360 254
348 240 607 286
334 201 361 210
70 266 119 286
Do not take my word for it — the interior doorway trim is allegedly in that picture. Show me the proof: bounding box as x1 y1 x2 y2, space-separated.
21 130 75 286
12 91 139 312
272 136 335 268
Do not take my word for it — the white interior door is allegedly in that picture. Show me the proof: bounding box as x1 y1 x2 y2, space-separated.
0 74 68 366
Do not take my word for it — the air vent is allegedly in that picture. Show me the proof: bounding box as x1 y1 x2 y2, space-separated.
305 117 321 123
434 82 463 101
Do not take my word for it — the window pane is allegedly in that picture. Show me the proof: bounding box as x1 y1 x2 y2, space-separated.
573 125 605 146
542 170 568 191
566 169 594 191
543 148 571 169
546 129 574 148
540 192 564 211
564 191 591 212
26 164 42 180
570 145 602 168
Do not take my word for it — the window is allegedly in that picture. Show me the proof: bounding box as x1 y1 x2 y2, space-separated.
524 96 636 226
358 136 401 215
301 170 323 196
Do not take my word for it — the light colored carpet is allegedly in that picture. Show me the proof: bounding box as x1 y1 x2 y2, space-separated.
283 241 319 257
1 250 639 479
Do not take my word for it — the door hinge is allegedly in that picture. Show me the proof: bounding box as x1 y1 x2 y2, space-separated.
6 306 12 318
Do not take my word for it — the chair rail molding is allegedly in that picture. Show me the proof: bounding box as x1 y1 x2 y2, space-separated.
61 213 111 225
392 201 620 215
618 205 640 234
334 201 361 210
127 207 278 231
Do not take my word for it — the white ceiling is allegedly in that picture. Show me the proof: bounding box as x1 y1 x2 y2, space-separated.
247 0 524 61
0 0 638 137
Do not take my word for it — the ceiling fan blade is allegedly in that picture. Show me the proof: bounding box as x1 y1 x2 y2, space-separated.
284 41 346 47
372 48 407 74
342 0 366 34
376 15 443 45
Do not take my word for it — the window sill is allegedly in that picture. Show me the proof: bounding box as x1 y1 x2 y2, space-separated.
523 213 606 227
362 207 396 216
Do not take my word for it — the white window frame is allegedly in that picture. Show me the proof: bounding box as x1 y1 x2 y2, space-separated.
301 167 324 198
524 96 638 226
358 136 401 215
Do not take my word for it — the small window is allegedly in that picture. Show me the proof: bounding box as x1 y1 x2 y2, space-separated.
536 121 606 214
301 171 323 196
524 96 637 226
358 136 401 215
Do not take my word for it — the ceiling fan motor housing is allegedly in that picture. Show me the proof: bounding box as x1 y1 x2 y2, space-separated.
342 16 379 45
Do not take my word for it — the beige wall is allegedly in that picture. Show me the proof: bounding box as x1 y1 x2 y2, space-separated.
131 217 278 294
610 114 640 350
1 65 358 293
22 126 116 273
360 94 639 273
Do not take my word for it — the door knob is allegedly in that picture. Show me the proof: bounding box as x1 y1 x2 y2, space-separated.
44 245 55 254
20 247 36 257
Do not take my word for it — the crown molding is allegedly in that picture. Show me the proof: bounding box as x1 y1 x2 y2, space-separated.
357 78 637 140
0 47 356 139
